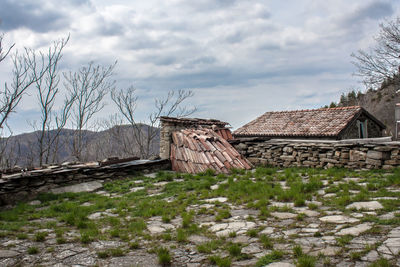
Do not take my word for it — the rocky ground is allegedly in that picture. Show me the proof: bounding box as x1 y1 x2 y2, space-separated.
0 167 399 267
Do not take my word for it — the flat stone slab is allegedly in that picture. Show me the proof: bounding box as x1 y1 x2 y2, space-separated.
209 221 256 236
204 197 228 203
319 215 359 224
271 212 297 219
51 181 103 194
0 250 19 258
336 223 373 236
188 235 210 244
265 262 295 267
346 201 383 211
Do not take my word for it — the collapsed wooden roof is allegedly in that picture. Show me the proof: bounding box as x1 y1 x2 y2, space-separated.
170 128 252 174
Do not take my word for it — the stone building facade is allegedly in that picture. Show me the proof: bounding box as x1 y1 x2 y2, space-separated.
234 106 386 140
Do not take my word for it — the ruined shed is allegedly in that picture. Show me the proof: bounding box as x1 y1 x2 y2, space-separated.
160 117 251 174
234 106 386 140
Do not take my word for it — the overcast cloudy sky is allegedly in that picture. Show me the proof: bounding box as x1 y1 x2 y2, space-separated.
0 0 399 134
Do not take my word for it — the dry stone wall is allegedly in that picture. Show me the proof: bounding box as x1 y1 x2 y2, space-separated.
0 159 170 206
232 138 400 170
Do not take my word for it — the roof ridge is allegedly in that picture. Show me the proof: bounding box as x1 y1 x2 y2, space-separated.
261 106 361 114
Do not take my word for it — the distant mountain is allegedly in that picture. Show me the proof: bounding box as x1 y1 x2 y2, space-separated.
0 124 160 168
334 76 400 137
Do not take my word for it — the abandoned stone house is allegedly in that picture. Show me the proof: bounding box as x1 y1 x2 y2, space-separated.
233 106 386 140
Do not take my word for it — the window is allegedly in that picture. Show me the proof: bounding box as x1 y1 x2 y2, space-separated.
357 120 368 138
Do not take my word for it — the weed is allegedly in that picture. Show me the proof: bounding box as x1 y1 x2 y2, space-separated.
256 250 284 267
129 241 140 249
336 235 353 247
97 251 109 258
308 203 318 210
110 248 125 257
228 243 241 257
34 232 48 242
28 246 39 254
56 237 66 244
313 232 322 237
296 213 305 221
162 233 172 241
197 240 222 254
295 198 306 207
293 244 303 258
162 214 171 223
228 231 237 238
182 212 193 228
247 229 258 238
157 247 172 266
176 228 187 243
16 233 28 240
297 254 316 267
368 258 394 267
80 232 92 244
216 209 231 221
259 234 273 249
209 255 231 267
350 252 361 261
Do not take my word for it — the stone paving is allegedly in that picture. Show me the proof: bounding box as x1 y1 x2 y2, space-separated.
0 169 399 267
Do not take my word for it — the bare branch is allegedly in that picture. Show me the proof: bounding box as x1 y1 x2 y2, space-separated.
111 87 196 159
64 61 116 161
352 17 400 89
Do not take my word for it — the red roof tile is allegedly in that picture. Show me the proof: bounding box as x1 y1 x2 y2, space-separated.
170 128 252 174
234 106 385 138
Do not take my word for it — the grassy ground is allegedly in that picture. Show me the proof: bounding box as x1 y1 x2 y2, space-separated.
0 167 400 266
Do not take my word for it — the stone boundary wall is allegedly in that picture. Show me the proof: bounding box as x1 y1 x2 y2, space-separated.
231 137 400 170
0 159 170 206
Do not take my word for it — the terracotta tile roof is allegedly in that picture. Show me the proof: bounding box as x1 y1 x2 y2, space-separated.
234 106 384 138
160 116 229 127
214 128 234 141
170 128 252 174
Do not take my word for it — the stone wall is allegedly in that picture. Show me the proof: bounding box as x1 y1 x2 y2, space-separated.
0 159 170 206
232 137 400 170
159 122 186 159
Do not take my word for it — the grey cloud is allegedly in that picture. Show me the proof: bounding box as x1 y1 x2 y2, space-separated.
344 1 393 25
95 18 125 36
183 0 238 11
0 0 69 32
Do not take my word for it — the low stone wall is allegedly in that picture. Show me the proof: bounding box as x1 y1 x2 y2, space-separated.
0 159 170 206
231 138 400 170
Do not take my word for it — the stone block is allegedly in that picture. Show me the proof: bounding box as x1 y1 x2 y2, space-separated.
384 160 398 165
320 158 339 164
349 150 366 161
365 158 382 166
367 150 390 160
283 147 293 153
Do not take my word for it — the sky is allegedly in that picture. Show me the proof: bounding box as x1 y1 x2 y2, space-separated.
0 0 399 134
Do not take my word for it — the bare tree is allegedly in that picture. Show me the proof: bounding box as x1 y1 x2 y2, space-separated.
64 61 116 161
0 34 43 170
352 17 400 89
0 38 40 129
111 87 196 159
28 36 75 166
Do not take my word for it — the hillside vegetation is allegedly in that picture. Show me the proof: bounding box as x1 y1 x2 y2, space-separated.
1 124 160 169
330 77 400 137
